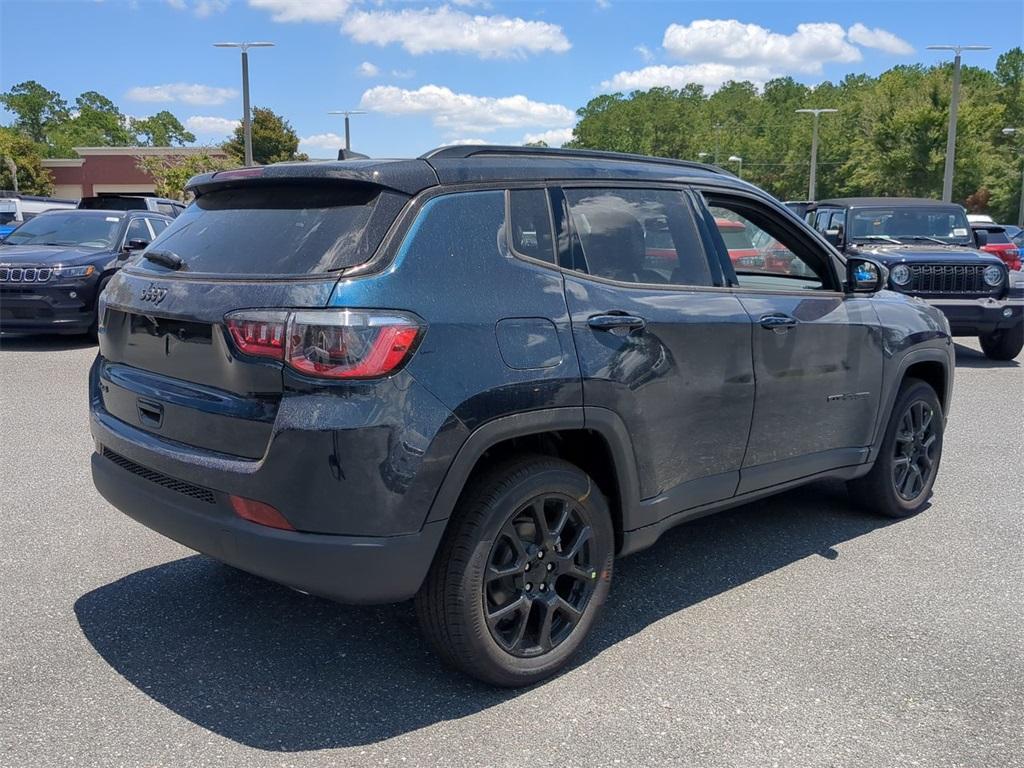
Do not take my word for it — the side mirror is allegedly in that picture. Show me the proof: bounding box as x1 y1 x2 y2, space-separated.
846 256 887 293
123 238 149 256
974 229 988 247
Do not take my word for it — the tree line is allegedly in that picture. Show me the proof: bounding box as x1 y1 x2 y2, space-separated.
2 48 1022 216
0 80 306 198
564 48 1024 222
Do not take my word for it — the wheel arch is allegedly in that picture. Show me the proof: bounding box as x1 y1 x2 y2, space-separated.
424 407 641 554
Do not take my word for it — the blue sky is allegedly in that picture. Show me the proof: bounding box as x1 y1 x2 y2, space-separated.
1 0 1021 158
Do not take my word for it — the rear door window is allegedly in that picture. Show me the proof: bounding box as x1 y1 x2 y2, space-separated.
132 184 384 276
563 187 712 287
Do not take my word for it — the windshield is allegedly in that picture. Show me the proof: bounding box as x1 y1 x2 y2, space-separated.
3 212 122 248
848 206 972 245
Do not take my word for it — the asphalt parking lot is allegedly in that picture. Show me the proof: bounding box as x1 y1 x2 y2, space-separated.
0 336 1021 768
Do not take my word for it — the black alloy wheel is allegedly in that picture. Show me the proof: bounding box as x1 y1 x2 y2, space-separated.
484 494 600 657
891 399 938 502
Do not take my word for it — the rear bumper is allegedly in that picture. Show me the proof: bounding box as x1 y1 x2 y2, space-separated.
925 296 1023 336
91 449 446 604
0 279 99 333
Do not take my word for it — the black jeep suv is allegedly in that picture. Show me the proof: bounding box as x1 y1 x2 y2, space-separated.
90 146 954 686
808 198 1023 360
0 209 172 336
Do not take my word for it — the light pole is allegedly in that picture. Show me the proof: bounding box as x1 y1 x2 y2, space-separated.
1003 127 1023 227
214 41 275 166
928 44 991 202
795 108 837 201
328 110 367 151
728 155 743 178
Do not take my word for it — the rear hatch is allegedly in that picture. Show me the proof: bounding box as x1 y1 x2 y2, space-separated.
97 175 412 459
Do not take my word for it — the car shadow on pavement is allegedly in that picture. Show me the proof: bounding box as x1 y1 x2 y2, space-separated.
953 342 1020 368
75 480 895 752
0 333 95 352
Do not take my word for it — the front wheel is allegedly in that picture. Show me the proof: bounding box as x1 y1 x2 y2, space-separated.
979 324 1023 361
415 456 614 687
848 378 944 518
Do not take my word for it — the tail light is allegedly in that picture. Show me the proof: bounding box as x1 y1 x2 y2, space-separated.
224 308 422 379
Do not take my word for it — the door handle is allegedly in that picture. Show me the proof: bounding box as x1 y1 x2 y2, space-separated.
587 314 647 333
759 313 798 330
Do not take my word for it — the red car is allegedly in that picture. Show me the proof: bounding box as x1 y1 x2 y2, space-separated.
972 224 1021 271
715 218 765 269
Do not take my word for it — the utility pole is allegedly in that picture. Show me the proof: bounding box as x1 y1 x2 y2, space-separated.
328 110 367 151
214 41 275 166
928 44 991 202
795 108 837 201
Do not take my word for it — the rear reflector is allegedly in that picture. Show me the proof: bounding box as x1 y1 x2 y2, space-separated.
224 308 422 379
229 495 294 530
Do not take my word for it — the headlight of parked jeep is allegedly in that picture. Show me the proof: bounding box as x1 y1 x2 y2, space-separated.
983 265 1004 287
52 264 96 280
890 264 911 286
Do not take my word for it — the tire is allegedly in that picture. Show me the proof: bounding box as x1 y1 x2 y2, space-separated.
848 378 944 518
415 455 615 687
86 275 111 342
979 324 1023 361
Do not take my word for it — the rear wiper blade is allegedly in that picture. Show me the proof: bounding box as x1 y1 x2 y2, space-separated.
144 249 185 270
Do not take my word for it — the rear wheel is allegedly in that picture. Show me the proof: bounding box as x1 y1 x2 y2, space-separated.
415 456 614 687
979 324 1023 361
848 378 944 518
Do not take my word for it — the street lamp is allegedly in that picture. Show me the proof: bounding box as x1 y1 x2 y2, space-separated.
328 110 367 151
214 41 275 166
795 108 838 201
728 155 743 178
1003 127 1023 227
927 44 991 202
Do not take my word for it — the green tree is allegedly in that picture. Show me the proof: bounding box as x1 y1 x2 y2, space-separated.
0 80 69 144
223 107 306 165
0 126 54 195
132 111 196 146
136 151 237 201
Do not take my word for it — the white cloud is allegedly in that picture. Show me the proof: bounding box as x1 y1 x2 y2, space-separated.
662 19 861 74
357 61 380 77
522 127 575 147
635 44 655 62
299 132 345 152
602 63 774 93
185 115 240 135
248 0 351 22
440 138 489 146
126 83 238 106
595 0 611 9
847 23 914 55
391 68 415 79
165 0 228 16
342 6 570 58
359 84 574 134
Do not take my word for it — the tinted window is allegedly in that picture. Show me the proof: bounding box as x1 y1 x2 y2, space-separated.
564 188 711 286
508 189 555 263
156 203 176 216
0 211 16 225
125 218 150 243
4 212 122 249
707 200 829 290
979 229 1011 244
134 185 380 276
148 218 169 235
79 197 146 211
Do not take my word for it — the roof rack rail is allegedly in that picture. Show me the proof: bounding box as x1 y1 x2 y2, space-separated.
419 144 729 176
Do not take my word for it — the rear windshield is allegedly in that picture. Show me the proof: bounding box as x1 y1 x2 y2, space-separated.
133 185 380 276
981 230 1011 244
